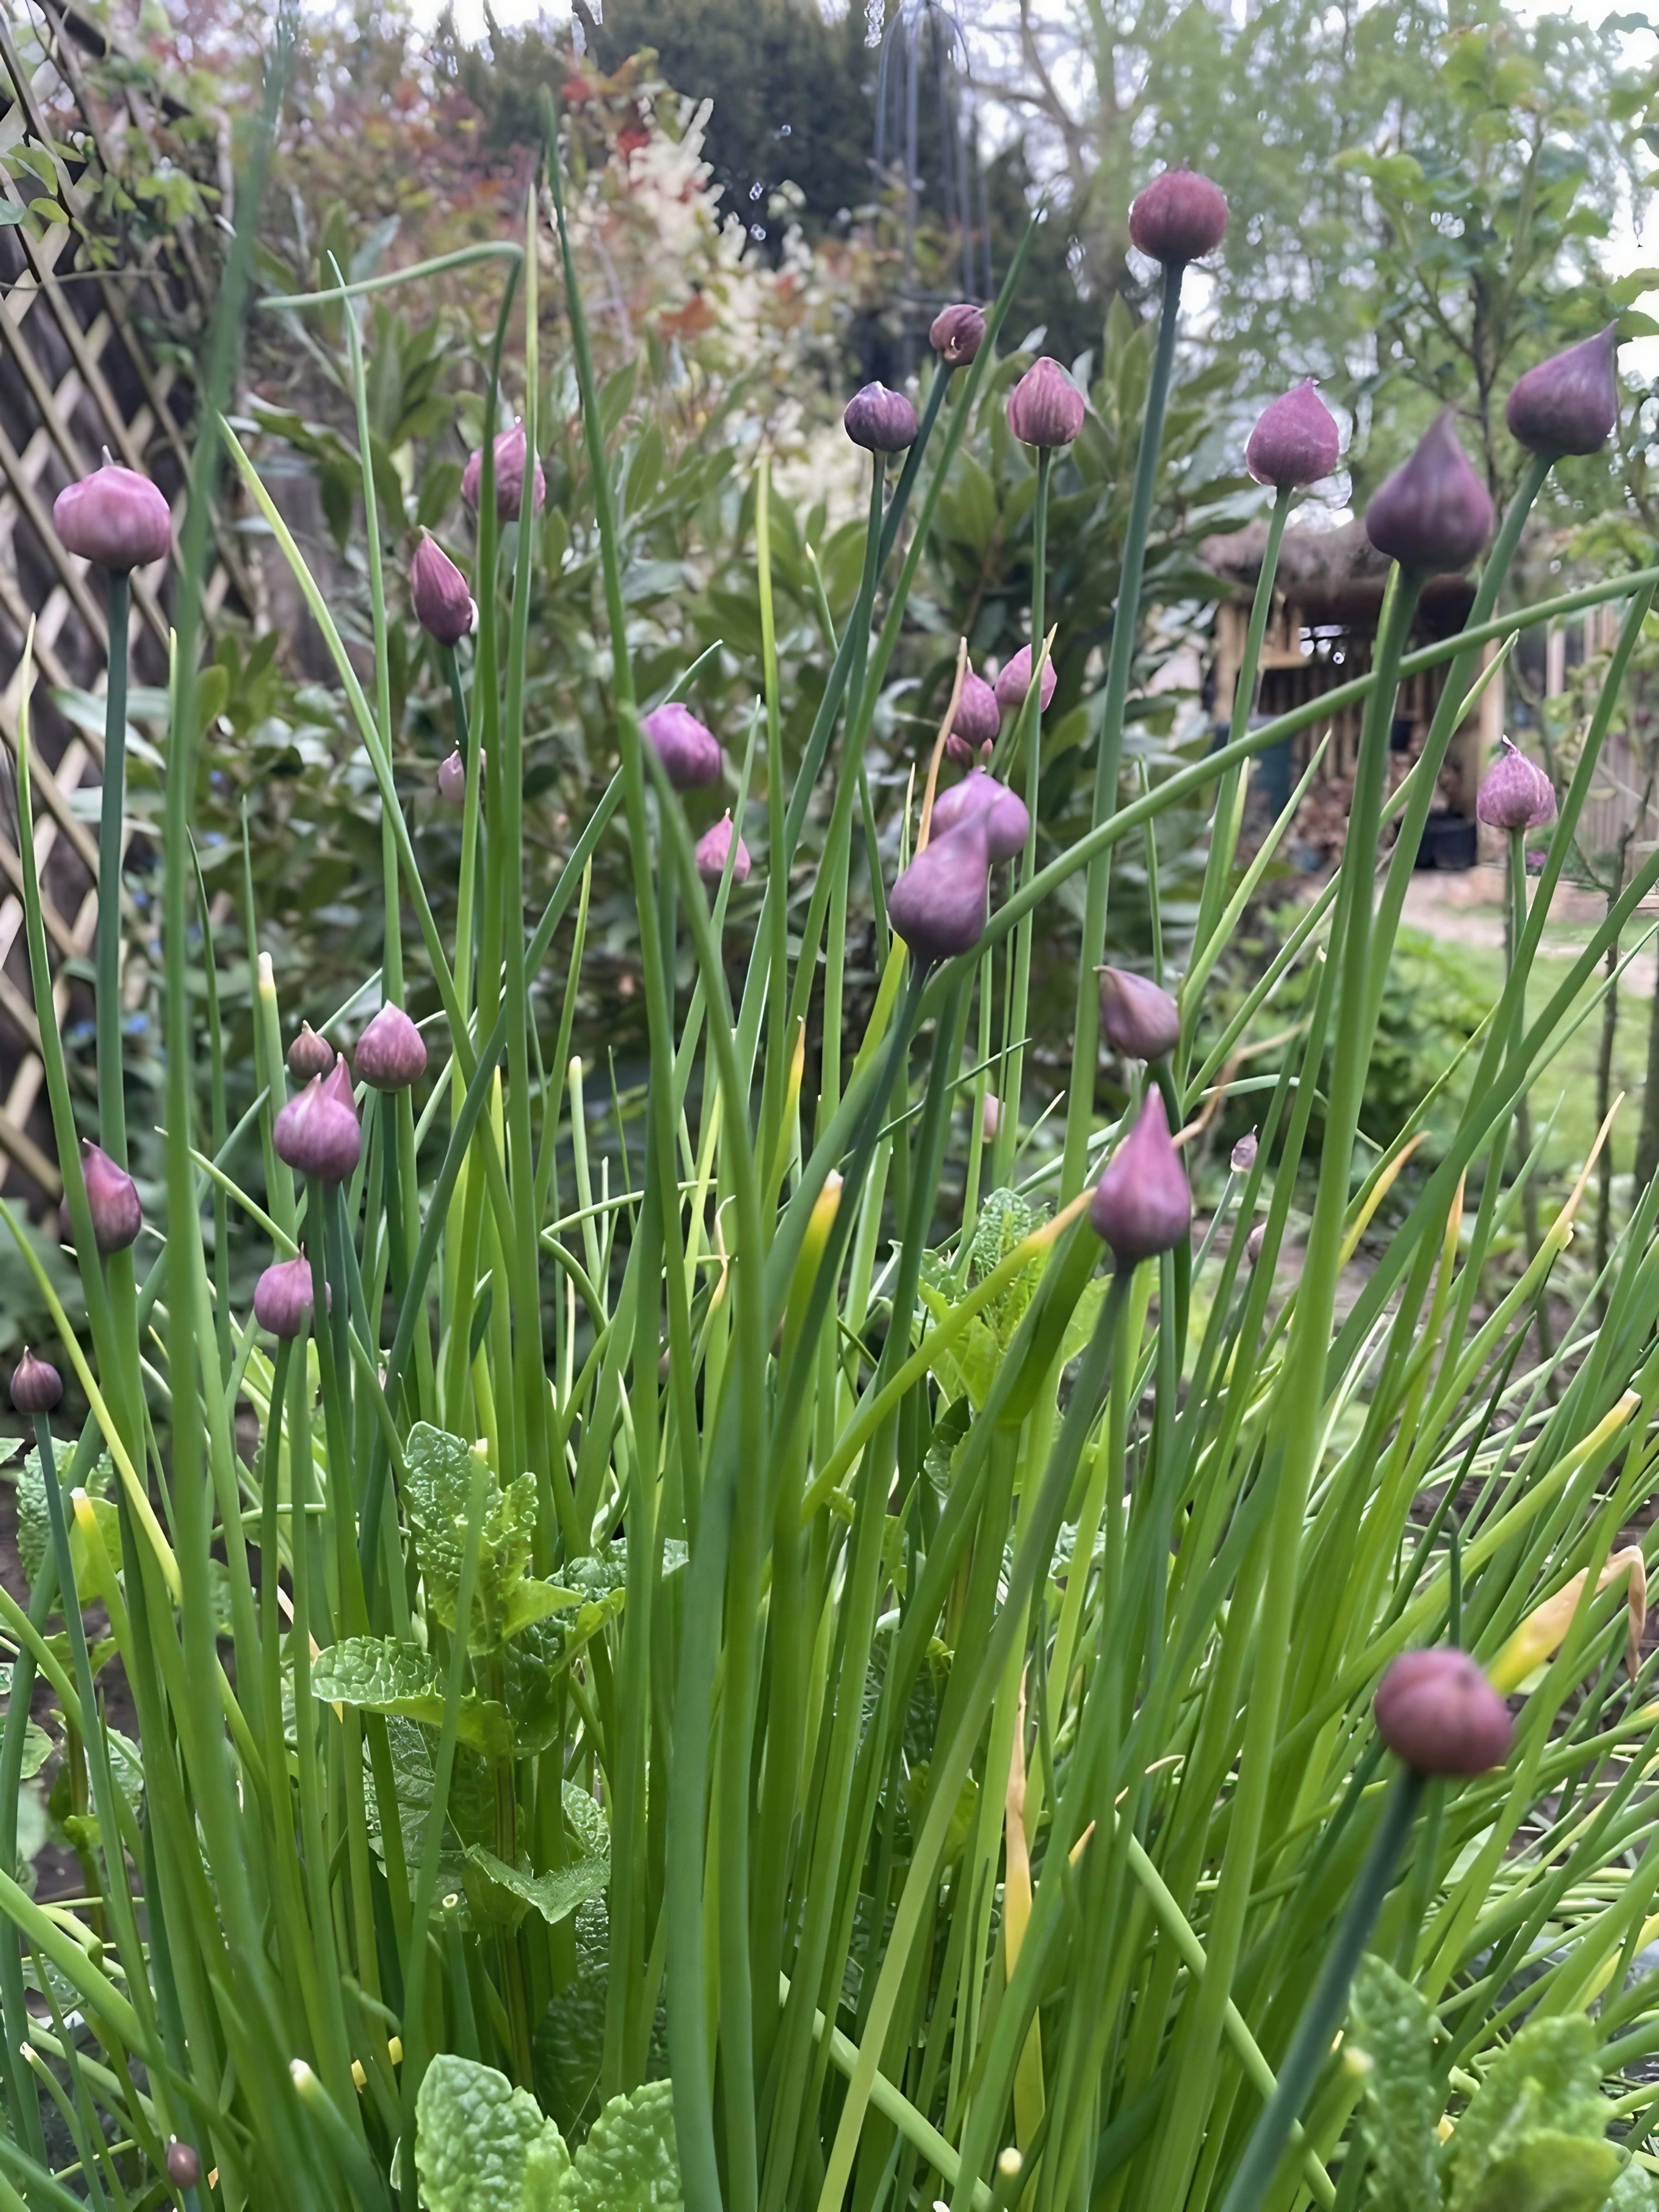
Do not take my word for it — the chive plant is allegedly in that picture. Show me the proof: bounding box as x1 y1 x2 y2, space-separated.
8 97 1659 2212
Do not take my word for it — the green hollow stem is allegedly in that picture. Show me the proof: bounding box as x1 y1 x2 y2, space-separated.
993 442 1052 1188
879 360 951 568
1061 258 1185 1199
1215 1769 1425 2212
447 644 481 1021
96 567 131 1164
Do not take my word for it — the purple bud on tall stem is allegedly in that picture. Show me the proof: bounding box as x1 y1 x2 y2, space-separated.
1007 358 1086 448
643 703 723 791
1364 411 1494 574
9 1349 62 1415
53 453 171 571
410 531 475 646
1089 1090 1193 1264
438 750 468 806
843 383 919 453
929 304 986 365
1128 168 1229 266
81 1141 142 1253
1246 383 1342 488
272 1074 362 1183
1506 325 1620 458
888 816 993 963
1475 736 1555 831
287 1024 335 1082
928 768 1029 863
952 672 1001 748
354 1003 427 1091
462 420 545 520
993 646 1056 716
1098 967 1181 1061
695 814 751 888
1375 1648 1513 1777
253 1255 320 1340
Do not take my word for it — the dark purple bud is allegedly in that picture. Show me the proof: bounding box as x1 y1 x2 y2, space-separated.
411 531 475 646
1089 1090 1192 1264
888 815 993 963
928 768 1029 863
952 673 1001 748
1245 1223 1266 1266
1245 381 1342 488
354 1002 427 1091
993 646 1056 716
53 454 171 571
944 732 994 768
1007 358 1087 448
844 383 919 454
1506 325 1620 458
1128 168 1229 266
9 1349 62 1416
695 814 751 888
81 1141 142 1254
166 2141 203 2191
1476 737 1555 832
1364 410 1494 574
287 1024 335 1083
643 702 723 791
252 1255 319 1340
1098 967 1181 1062
323 1056 357 1110
1230 1129 1258 1173
438 749 467 805
929 303 986 365
461 420 546 521
272 1074 362 1183
1375 1647 1513 1777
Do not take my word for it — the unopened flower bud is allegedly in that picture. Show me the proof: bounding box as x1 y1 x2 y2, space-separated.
930 303 986 365
1098 967 1180 1062
695 813 751 888
944 732 994 767
1506 325 1620 458
1231 1130 1258 1173
1364 411 1494 574
1245 1222 1266 1266
410 531 475 646
993 646 1056 716
1089 1090 1192 1264
81 1141 142 1254
1475 737 1555 832
287 1024 335 1083
53 453 171 571
1128 168 1229 266
1007 358 1086 448
981 1092 1002 1143
461 420 545 521
354 1003 427 1091
1375 1647 1513 1777
929 767 1029 862
844 383 919 454
1246 382 1342 488
272 1074 362 1183
888 815 993 964
252 1255 319 1340
9 1349 62 1415
165 2140 202 2190
952 672 1001 748
643 702 723 791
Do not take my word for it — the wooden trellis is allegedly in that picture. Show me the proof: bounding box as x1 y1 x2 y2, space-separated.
0 1 238 1214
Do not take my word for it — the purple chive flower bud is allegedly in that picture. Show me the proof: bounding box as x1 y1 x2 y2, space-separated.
252 1255 320 1340
52 453 171 571
438 749 467 806
461 420 546 521
1098 967 1181 1062
930 303 986 365
354 1002 427 1091
165 2142 202 2191
81 1141 142 1254
944 733 994 767
1506 325 1620 458
323 1056 357 1110
1245 1223 1266 1266
643 702 723 791
9 1349 62 1416
1246 381 1342 488
928 768 1029 863
953 672 1001 749
888 815 993 963
1007 358 1087 448
410 531 475 646
1476 737 1556 832
695 814 752 888
844 383 919 454
287 1024 335 1083
1231 1129 1259 1173
993 646 1057 716
981 1093 1002 1142
272 1073 362 1183
1364 410 1495 574
1089 1090 1193 1264
1128 168 1229 267
1375 1647 1513 1777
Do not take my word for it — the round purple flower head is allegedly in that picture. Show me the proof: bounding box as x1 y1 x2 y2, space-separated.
53 452 171 570
1246 383 1342 489
1375 1648 1513 1777
1506 326 1620 458
1476 737 1555 832
844 384 919 454
1128 169 1228 266
1364 411 1494 574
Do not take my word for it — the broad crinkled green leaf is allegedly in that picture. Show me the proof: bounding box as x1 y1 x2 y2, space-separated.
1448 2017 1613 2212
561 2079 681 2212
404 1425 538 1651
1459 2136 1622 2212
464 1845 610 1928
14 1448 112 1596
414 2051 569 2212
310 1635 512 1757
1349 1953 1442 2212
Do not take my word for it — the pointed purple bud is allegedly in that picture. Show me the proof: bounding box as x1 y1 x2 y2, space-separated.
355 1002 428 1091
928 768 1029 863
1128 168 1229 266
1375 1647 1512 1777
1089 1090 1193 1264
81 1141 142 1253
993 646 1057 716
930 303 986 365
411 531 476 646
1506 326 1620 458
1098 967 1181 1061
272 1073 362 1183
643 702 723 791
981 1092 1002 1142
1476 736 1556 832
287 1024 335 1083
1007 358 1087 448
252 1255 321 1340
1230 1129 1259 1173
888 815 993 963
438 749 468 806
1245 381 1342 488
944 732 994 767
461 420 546 521
844 383 919 454
1364 410 1494 574
53 454 171 571
952 673 1001 748
323 1056 357 1110
695 814 751 888
9 1349 62 1415
165 2144 202 2193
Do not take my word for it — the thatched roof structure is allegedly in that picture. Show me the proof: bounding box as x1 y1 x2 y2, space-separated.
1202 517 1476 624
